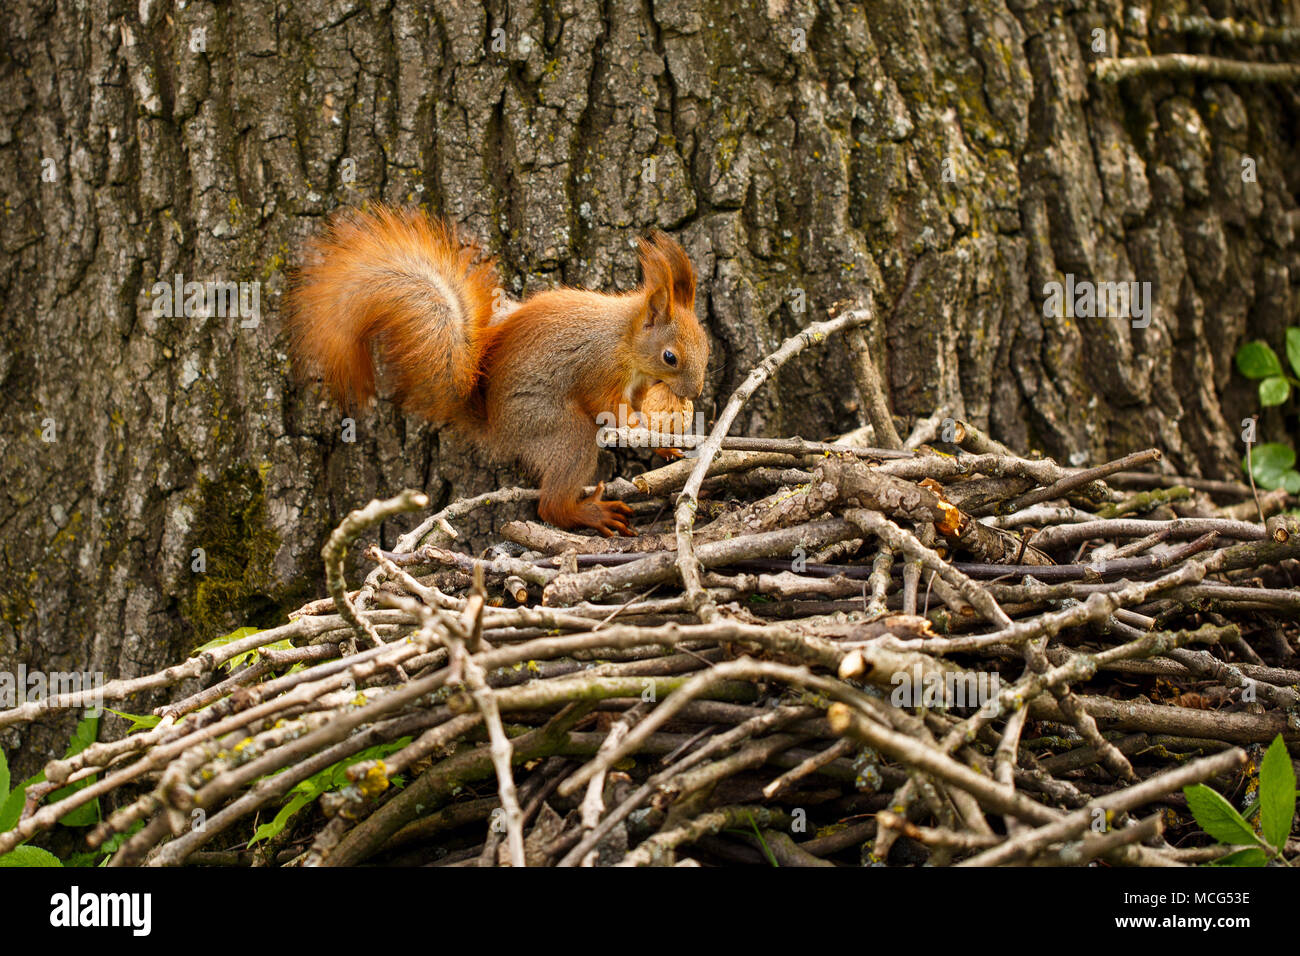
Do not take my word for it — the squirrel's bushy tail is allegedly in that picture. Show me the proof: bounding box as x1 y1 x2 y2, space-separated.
286 205 499 424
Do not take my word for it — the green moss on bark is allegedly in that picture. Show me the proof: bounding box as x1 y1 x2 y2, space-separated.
180 464 285 644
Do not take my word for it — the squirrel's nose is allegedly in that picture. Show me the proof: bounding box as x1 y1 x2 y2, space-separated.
675 374 704 400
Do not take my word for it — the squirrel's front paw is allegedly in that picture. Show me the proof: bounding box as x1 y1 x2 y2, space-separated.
581 482 636 537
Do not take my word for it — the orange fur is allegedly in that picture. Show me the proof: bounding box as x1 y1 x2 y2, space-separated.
286 205 708 535
286 206 498 423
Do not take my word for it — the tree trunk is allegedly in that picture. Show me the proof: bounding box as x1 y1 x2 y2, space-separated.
1 0 1295 775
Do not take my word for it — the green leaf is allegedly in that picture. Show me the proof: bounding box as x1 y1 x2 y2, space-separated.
0 748 9 803
249 791 314 847
0 845 62 867
51 716 101 827
1259 734 1297 852
225 637 293 672
1209 847 1268 867
192 626 267 672
1236 341 1283 379
1260 377 1292 407
0 770 42 834
0 719 102 835
52 788 99 827
0 790 23 834
247 736 415 848
1183 784 1260 846
56 802 98 827
105 708 162 734
1287 327 1300 379
192 625 262 655
1246 443 1297 487
1282 471 1300 495
61 820 145 867
66 716 98 757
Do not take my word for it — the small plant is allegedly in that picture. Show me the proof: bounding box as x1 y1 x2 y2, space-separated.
1235 328 1300 493
1235 327 1300 408
1243 441 1300 494
726 812 778 866
1183 734 1296 866
0 748 60 866
193 626 293 672
0 716 110 867
248 738 411 847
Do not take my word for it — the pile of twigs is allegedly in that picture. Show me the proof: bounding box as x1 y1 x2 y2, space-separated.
3 303 1298 867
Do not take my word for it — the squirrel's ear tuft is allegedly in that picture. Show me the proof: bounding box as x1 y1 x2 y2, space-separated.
638 235 674 326
639 230 695 325
650 231 695 310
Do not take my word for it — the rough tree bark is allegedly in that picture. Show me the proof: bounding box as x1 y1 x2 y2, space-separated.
1 0 1296 774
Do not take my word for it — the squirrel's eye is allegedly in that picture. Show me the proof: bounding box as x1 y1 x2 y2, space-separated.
662 349 678 367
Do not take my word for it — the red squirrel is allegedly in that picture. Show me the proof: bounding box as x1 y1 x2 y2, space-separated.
286 205 708 536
